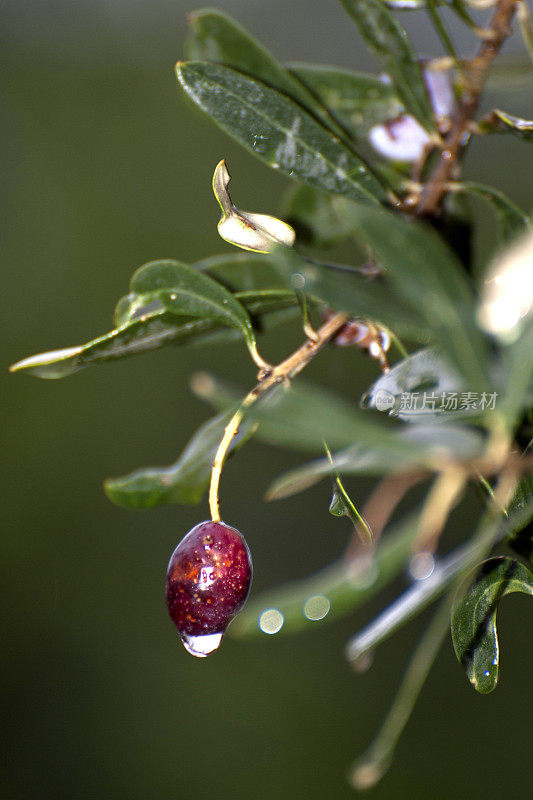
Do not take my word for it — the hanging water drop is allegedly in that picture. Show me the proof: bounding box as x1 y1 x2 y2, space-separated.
181 632 224 658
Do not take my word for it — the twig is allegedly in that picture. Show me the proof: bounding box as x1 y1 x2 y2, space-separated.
349 594 453 791
413 0 519 217
208 311 350 521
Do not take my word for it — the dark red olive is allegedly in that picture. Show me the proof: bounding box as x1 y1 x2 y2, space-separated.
165 520 252 657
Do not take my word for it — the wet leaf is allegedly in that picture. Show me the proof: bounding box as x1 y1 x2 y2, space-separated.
176 61 389 204
267 422 484 500
288 63 403 139
345 502 533 663
104 409 256 509
326 444 373 543
485 109 533 140
129 259 255 342
340 0 435 132
184 8 345 137
362 347 481 421
336 204 490 390
451 557 533 693
454 183 530 245
201 377 450 461
9 290 300 379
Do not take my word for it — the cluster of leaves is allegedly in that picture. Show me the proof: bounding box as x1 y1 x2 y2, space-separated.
10 1 533 790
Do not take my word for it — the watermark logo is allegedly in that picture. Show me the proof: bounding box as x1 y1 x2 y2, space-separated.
374 389 395 411
375 390 499 413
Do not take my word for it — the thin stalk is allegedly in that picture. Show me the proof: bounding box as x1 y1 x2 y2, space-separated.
349 594 453 791
414 0 519 216
208 311 349 522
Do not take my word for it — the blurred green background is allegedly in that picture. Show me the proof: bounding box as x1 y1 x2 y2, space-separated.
2 2 532 798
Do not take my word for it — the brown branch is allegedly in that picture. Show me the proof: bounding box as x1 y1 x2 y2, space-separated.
413 0 519 218
208 311 350 520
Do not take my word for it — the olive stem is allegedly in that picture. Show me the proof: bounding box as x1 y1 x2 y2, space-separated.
412 0 519 216
208 311 350 522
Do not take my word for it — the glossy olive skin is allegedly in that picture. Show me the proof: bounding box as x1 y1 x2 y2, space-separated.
165 521 252 638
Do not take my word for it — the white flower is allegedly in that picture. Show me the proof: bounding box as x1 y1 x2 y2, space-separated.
213 160 295 253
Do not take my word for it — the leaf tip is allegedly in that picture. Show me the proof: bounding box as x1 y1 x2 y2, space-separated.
8 345 82 378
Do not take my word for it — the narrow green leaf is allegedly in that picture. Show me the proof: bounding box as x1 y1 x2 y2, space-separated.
267 422 484 501
451 557 533 693
340 0 435 132
104 409 256 509
345 502 533 662
200 376 450 460
326 444 373 543
230 513 421 638
176 61 389 204
288 63 403 139
349 595 451 792
185 9 346 138
335 204 490 390
9 290 300 379
453 182 530 246
129 259 256 346
486 109 533 140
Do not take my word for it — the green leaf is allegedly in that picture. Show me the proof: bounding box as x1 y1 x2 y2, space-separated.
176 61 389 205
129 259 256 346
335 203 490 390
266 422 484 500
271 246 431 342
280 185 355 248
349 594 451 792
184 9 345 138
486 109 533 140
104 409 256 509
230 513 421 638
453 183 530 246
9 290 300 379
326 444 373 543
451 556 533 693
340 0 435 132
345 502 533 662
288 63 403 139
362 347 493 421
199 376 460 462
